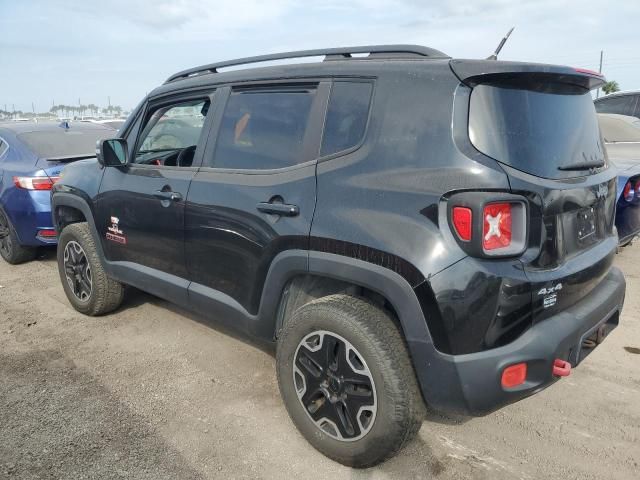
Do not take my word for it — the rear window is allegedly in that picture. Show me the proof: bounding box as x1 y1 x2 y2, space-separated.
17 127 113 159
321 82 372 157
469 82 605 179
595 95 637 117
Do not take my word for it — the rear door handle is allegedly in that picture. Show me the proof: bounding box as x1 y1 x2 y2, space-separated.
153 191 182 202
257 202 299 217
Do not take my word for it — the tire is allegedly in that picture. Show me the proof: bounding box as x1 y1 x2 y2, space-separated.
276 294 425 468
57 222 124 316
0 208 37 264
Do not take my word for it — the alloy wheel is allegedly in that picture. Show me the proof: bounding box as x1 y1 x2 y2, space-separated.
63 240 92 302
0 212 13 258
293 330 377 441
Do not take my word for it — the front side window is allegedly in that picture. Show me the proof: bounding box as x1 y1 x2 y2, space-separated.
209 87 316 170
134 98 210 167
321 81 372 157
0 139 7 157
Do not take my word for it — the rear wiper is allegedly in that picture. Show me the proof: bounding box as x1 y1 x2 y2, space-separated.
558 160 605 171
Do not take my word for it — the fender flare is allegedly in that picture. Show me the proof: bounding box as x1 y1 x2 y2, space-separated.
51 192 106 260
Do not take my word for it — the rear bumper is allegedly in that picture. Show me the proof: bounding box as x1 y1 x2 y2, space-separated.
418 266 625 416
4 190 56 246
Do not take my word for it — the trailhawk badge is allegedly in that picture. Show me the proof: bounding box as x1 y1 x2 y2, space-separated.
106 216 127 244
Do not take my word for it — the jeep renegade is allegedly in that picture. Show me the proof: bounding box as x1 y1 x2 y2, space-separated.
52 45 626 467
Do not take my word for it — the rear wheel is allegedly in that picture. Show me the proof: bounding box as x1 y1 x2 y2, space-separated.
57 222 124 315
276 294 425 468
0 209 36 264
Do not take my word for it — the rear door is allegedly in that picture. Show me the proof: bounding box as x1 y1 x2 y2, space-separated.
96 92 216 303
185 82 328 319
461 66 617 322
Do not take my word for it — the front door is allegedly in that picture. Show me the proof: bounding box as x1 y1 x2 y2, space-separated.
96 93 215 302
185 83 328 321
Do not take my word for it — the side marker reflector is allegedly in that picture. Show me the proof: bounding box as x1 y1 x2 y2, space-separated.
501 362 527 388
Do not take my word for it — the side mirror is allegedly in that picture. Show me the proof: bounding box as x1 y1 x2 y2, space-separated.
97 138 129 167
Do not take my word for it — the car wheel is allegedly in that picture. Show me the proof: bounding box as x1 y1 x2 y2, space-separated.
0 208 36 264
57 222 124 315
276 294 425 468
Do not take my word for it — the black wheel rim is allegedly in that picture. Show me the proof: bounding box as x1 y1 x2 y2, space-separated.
0 212 13 258
63 241 92 302
293 331 377 441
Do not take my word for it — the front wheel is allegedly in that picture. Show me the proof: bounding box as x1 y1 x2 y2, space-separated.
276 294 425 468
57 222 124 315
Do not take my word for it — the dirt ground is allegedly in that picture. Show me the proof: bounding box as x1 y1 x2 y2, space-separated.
0 246 639 480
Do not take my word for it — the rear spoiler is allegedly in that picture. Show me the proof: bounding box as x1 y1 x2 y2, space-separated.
449 59 606 90
45 154 96 163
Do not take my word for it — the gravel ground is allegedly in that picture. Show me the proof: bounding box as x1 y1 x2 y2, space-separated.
0 246 639 479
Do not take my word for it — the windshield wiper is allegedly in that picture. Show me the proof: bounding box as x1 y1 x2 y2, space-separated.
558 160 605 171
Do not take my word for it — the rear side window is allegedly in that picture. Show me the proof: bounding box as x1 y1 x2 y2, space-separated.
321 82 372 157
595 95 636 117
210 87 316 170
469 81 604 179
0 139 7 157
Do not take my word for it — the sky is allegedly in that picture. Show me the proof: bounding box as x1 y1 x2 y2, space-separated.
1 0 639 113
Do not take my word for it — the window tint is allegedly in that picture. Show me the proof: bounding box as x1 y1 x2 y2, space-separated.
470 82 604 179
634 95 640 118
210 88 316 170
595 95 636 116
135 99 210 166
321 82 372 157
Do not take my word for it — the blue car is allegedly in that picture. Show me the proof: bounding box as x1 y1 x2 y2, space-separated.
0 121 114 264
598 113 640 246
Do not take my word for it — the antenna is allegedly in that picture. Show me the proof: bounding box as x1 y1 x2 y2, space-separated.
487 27 514 60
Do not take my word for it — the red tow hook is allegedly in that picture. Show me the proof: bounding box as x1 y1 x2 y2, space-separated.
553 359 572 377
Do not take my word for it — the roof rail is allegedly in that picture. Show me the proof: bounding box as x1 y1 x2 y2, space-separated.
164 45 449 84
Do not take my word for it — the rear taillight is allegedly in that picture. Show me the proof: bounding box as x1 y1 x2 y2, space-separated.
448 193 527 258
13 176 60 191
623 181 635 202
483 202 512 250
452 207 472 241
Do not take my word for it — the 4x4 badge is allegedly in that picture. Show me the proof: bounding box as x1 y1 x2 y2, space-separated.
538 283 562 308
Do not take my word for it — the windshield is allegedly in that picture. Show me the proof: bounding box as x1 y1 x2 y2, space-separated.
17 127 113 159
598 114 640 143
469 81 605 179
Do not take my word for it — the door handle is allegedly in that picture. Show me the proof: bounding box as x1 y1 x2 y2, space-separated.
153 191 182 202
257 202 299 217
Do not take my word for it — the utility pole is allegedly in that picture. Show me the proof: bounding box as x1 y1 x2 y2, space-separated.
596 50 604 99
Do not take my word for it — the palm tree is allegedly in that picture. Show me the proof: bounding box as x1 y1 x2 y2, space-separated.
602 81 620 95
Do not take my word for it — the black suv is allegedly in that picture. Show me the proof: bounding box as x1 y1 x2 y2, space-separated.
52 45 626 467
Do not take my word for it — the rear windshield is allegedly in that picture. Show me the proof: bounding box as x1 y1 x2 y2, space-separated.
469 82 605 179
17 128 113 159
598 114 640 143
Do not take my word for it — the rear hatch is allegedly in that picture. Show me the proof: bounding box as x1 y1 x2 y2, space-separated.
452 60 617 322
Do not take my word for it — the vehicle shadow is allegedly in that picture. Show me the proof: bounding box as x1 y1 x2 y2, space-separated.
118 286 276 356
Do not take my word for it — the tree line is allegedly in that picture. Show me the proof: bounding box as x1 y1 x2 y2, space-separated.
0 103 125 120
